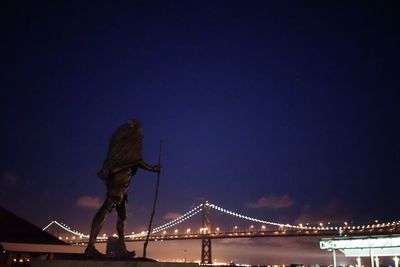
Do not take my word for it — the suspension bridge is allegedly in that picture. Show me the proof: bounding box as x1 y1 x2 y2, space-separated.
43 201 400 264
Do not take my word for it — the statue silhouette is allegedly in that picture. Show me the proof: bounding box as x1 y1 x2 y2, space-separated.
85 120 160 258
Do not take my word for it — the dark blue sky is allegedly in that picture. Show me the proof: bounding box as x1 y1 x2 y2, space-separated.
1 1 399 263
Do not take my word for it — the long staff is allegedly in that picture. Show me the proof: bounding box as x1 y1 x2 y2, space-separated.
143 140 163 258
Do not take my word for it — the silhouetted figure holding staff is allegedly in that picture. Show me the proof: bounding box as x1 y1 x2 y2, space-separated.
85 120 160 258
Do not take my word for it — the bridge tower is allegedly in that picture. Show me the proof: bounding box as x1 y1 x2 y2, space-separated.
201 201 212 264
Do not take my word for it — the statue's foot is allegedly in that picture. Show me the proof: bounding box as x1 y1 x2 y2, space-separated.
85 245 106 259
117 249 136 259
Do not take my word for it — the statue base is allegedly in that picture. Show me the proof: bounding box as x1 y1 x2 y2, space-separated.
32 260 199 267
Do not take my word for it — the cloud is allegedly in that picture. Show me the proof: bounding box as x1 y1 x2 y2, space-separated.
0 171 18 186
246 195 293 209
76 196 102 209
163 212 182 220
295 200 351 225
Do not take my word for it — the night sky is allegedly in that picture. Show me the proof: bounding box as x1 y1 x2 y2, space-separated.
1 1 399 265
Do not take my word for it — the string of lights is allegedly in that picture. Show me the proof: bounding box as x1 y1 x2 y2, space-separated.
127 204 204 238
208 203 300 229
43 202 400 238
43 220 89 238
208 202 400 231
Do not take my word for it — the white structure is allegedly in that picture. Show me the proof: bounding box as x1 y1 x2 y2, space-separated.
320 235 400 267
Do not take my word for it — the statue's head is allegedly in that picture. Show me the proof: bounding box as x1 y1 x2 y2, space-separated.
98 119 144 179
128 119 140 128
128 119 142 137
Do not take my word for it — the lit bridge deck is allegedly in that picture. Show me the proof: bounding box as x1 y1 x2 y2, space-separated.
67 228 400 244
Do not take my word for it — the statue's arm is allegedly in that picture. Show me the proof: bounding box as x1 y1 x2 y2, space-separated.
138 159 160 173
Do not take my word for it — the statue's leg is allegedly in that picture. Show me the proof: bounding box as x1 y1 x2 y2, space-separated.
105 168 134 258
116 193 135 257
116 194 127 247
87 197 115 249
